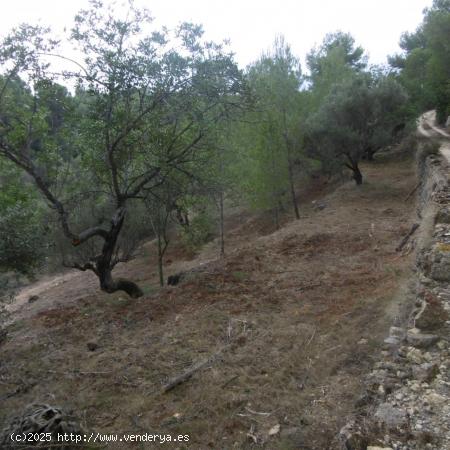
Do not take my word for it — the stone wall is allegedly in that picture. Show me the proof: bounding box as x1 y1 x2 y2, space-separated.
340 141 450 450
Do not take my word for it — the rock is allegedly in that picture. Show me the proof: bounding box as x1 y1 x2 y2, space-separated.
367 447 393 450
167 272 186 286
355 393 372 408
406 348 424 364
446 116 450 128
28 295 39 303
396 370 409 380
407 330 439 348
435 206 450 224
428 244 450 282
412 363 439 382
419 274 434 286
339 421 368 450
280 426 301 438
86 342 99 351
374 403 408 428
425 392 446 405
374 362 398 372
389 326 406 340
414 297 448 331
383 336 401 349
313 201 326 211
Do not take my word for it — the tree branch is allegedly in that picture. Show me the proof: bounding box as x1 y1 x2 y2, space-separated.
0 141 109 245
62 260 98 275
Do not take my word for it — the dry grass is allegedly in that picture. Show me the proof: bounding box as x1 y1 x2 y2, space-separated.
1 150 418 449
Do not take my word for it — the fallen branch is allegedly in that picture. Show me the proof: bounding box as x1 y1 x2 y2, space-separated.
245 407 271 416
404 182 421 202
162 347 226 393
396 223 419 252
47 370 110 376
221 375 239 388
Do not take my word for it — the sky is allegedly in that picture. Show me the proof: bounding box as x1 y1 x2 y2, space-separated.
0 0 433 70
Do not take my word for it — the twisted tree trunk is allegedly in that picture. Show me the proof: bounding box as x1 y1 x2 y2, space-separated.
94 208 143 298
72 207 144 298
345 154 363 186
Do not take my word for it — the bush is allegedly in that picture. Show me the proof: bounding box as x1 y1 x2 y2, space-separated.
417 140 440 164
180 211 215 251
0 203 45 275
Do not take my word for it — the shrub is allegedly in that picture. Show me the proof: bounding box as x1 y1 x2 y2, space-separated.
180 211 215 251
0 203 45 275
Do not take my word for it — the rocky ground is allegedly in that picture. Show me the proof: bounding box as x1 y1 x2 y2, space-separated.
341 116 450 450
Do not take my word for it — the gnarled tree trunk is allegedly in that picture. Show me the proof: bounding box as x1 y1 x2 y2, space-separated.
96 208 143 298
345 154 363 186
73 207 144 298
98 270 143 298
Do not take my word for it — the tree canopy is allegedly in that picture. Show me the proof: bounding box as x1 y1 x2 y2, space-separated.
307 73 409 185
0 1 247 297
0 2 440 297
390 0 450 122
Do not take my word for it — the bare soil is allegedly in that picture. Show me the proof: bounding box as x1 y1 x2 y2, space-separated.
0 148 418 449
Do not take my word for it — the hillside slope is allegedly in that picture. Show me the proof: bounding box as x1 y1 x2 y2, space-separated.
0 146 418 449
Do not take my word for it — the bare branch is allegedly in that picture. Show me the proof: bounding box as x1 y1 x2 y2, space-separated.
73 226 109 246
126 167 161 198
0 141 110 246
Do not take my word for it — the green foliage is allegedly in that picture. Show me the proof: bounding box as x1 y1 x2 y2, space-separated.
390 0 450 122
307 31 367 106
180 209 215 251
0 0 440 294
307 73 409 182
0 158 46 274
0 1 247 295
0 202 45 274
229 36 309 218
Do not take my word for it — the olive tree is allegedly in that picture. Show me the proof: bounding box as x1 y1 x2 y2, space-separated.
0 1 245 298
307 74 408 185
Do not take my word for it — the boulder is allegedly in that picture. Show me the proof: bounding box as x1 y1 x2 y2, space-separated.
414 298 448 331
427 243 450 282
435 206 450 224
406 348 424 364
374 403 408 429
407 329 439 348
389 326 406 340
383 336 401 349
412 362 439 382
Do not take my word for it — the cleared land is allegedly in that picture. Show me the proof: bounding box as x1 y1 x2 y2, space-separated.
1 146 418 449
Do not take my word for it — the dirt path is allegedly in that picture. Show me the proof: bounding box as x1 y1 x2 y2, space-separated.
0 147 418 449
418 110 450 139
